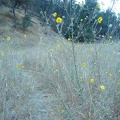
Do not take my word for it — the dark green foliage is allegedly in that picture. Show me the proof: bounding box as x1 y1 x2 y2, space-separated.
97 10 117 37
63 1 97 43
35 0 54 16
22 14 32 29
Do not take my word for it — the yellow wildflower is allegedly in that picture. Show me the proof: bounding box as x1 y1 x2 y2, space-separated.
97 4 101 9
82 63 87 67
81 19 83 22
21 66 25 69
53 12 57 17
109 73 112 77
10 82 14 87
98 17 103 23
109 36 112 39
7 37 11 41
100 85 105 90
54 70 58 72
16 63 20 67
68 38 71 41
72 18 74 20
90 78 95 83
56 17 63 23
61 110 65 113
57 44 60 49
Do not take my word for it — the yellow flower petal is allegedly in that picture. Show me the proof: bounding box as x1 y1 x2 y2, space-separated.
7 37 11 41
10 82 14 87
61 110 65 113
100 85 105 90
57 44 60 49
16 63 20 67
82 63 87 67
109 36 112 39
21 66 25 69
97 4 101 9
54 70 58 72
71 18 74 20
56 17 63 23
90 78 95 83
53 12 57 17
109 73 112 77
98 17 103 23
68 38 71 41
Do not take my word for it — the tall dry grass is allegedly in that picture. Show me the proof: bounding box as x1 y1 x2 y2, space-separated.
0 5 120 120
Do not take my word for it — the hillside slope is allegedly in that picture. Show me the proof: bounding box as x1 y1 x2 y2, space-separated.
0 5 70 120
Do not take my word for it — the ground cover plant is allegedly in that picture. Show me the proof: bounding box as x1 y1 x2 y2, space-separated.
0 0 120 120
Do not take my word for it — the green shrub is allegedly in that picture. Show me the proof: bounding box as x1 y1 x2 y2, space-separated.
22 14 32 29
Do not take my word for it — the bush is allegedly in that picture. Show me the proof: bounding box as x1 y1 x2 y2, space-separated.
22 14 32 29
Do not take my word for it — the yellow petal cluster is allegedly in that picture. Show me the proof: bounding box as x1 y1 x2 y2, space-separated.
7 37 11 41
98 17 103 23
97 4 101 9
21 66 25 69
109 36 112 39
82 63 87 67
61 110 65 113
68 38 71 41
10 82 14 87
90 78 95 83
53 12 57 17
16 63 20 67
100 85 105 90
56 17 63 23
